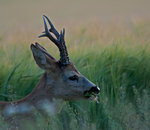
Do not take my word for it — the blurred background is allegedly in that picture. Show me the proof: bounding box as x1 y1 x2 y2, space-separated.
0 0 150 129
0 0 150 32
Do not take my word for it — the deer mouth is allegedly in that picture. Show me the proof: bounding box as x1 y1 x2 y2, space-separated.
84 87 100 102
84 91 98 100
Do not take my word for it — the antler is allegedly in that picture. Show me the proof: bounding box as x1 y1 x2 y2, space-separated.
39 15 70 66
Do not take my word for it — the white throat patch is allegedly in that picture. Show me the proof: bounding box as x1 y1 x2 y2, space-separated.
36 98 65 116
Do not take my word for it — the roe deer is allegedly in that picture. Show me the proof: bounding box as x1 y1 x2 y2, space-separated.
0 15 100 129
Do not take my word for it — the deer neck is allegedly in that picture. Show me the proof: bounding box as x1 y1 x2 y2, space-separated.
1 72 65 117
29 72 65 115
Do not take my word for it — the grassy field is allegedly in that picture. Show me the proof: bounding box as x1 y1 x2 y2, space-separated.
0 0 150 129
0 18 150 129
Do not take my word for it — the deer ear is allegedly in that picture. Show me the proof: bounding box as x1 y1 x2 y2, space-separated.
31 44 55 70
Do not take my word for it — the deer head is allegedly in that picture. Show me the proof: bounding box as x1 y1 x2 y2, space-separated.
31 15 100 101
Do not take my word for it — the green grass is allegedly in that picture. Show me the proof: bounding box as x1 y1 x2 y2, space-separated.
0 20 150 130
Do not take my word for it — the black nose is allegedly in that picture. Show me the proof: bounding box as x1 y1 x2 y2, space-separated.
90 86 100 94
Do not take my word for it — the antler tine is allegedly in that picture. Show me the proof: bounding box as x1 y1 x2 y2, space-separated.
43 15 60 39
39 16 58 46
62 28 65 36
60 29 65 43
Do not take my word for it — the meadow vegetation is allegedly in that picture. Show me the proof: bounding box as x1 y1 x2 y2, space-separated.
0 19 150 129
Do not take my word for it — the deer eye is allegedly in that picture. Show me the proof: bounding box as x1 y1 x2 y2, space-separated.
69 75 78 81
